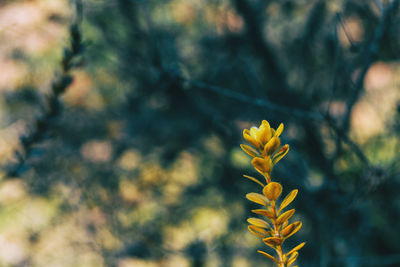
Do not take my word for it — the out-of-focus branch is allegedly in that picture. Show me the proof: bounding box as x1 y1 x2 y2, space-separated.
6 1 84 177
325 115 370 165
232 0 287 93
302 0 326 43
176 73 323 121
341 0 400 133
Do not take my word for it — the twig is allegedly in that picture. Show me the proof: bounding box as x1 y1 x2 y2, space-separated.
6 1 84 177
325 13 341 117
325 115 370 165
341 0 400 134
337 13 357 49
175 73 324 121
232 0 287 92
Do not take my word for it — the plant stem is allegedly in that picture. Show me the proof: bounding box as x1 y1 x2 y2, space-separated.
271 200 286 267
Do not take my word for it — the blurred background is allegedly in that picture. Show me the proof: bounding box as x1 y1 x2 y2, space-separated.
0 0 400 266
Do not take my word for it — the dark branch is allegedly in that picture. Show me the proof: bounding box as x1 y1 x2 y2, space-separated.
6 2 84 177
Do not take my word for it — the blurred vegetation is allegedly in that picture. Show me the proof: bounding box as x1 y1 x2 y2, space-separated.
0 0 400 266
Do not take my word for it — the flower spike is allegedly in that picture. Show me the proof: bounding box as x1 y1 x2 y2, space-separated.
241 120 305 267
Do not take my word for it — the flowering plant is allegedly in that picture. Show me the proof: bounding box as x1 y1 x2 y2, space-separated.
241 120 305 267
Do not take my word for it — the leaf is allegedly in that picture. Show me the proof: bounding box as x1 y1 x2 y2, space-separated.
282 221 302 239
243 129 260 149
286 242 306 257
258 120 272 144
248 225 269 237
263 237 283 247
240 144 260 157
278 189 298 213
275 123 284 137
272 144 289 165
252 209 275 220
263 182 282 201
287 252 298 266
246 193 269 206
251 157 272 174
247 217 270 228
257 250 278 263
243 175 264 188
276 209 295 225
282 220 289 229
263 137 280 155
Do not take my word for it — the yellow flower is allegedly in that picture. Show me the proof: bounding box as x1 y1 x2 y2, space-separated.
242 121 285 157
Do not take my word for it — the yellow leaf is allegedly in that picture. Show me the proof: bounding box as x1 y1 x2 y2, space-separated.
287 252 298 266
243 175 264 188
263 182 282 201
240 144 260 157
286 242 306 257
246 193 269 206
252 209 275 220
243 129 260 149
248 225 268 237
276 209 295 225
263 237 283 247
282 223 295 237
250 127 259 138
247 217 270 228
275 123 284 137
282 221 302 239
278 189 298 213
263 137 281 155
257 250 278 263
251 157 272 174
272 144 289 165
258 120 272 145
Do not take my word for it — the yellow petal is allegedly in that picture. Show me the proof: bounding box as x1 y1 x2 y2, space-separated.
257 250 278 263
240 144 260 157
278 189 298 213
275 123 284 137
263 182 282 201
246 193 269 206
258 120 272 144
272 144 289 165
248 225 269 237
263 137 280 155
252 209 275 220
282 221 302 239
250 126 259 139
263 237 283 247
287 251 298 266
247 217 270 228
286 242 306 257
243 129 260 148
276 209 295 225
243 175 264 188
